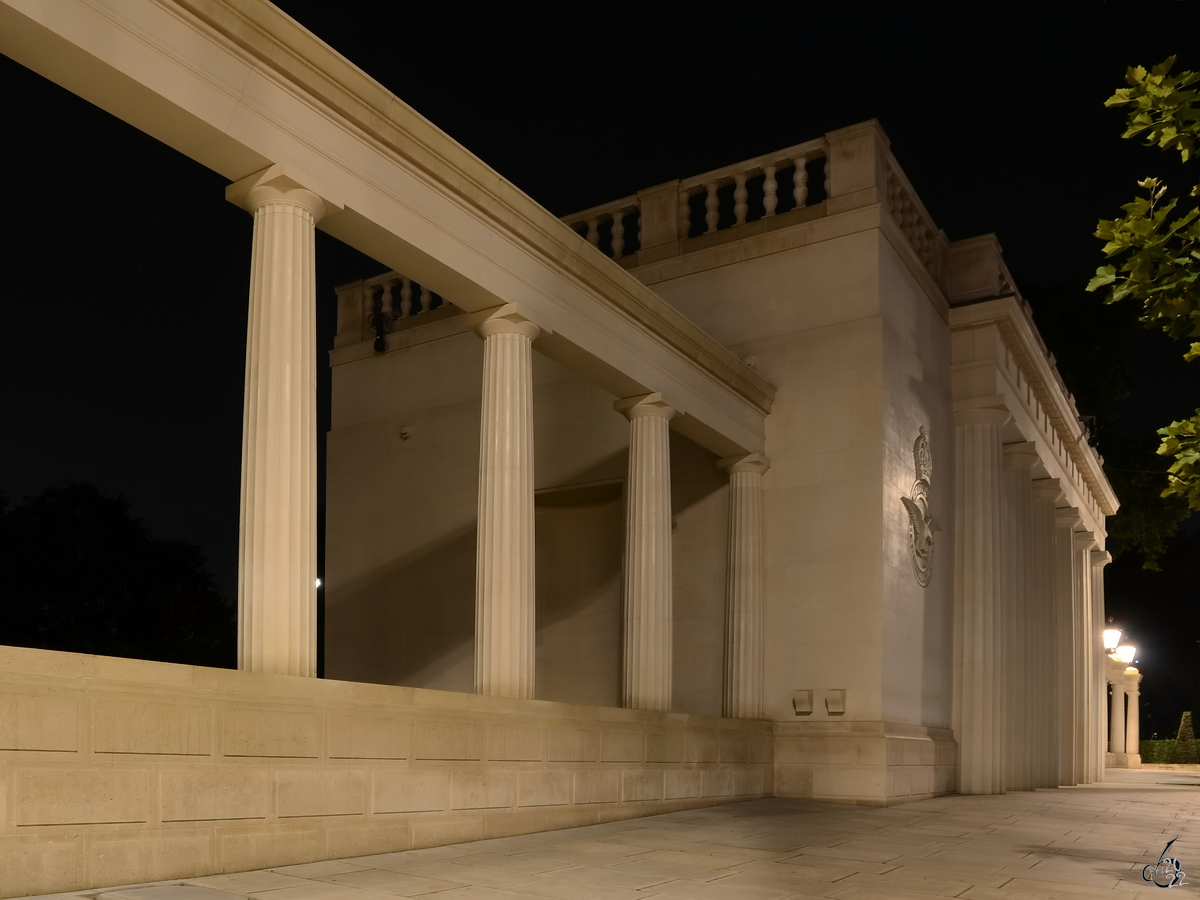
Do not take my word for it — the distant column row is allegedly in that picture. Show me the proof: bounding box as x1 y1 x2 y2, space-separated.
953 406 1109 794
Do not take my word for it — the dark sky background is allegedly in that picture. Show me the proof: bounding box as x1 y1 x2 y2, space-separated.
2 3 1200 735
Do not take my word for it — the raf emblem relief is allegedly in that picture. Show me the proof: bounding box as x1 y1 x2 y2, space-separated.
901 426 939 586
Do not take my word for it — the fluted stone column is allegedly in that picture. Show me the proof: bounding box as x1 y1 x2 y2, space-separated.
1126 668 1142 766
1109 676 1126 756
718 453 769 719
1031 479 1063 787
1092 549 1112 779
474 306 540 698
1003 443 1037 792
228 167 334 676
954 407 1011 794
1054 507 1082 785
1073 530 1097 783
616 393 676 711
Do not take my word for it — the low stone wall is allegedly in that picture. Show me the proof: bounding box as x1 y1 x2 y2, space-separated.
773 721 956 806
0 646 772 898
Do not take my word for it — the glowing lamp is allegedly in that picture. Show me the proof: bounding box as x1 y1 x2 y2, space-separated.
1103 629 1122 651
1115 645 1136 664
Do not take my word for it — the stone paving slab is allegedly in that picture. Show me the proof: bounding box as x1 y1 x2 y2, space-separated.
22 769 1200 900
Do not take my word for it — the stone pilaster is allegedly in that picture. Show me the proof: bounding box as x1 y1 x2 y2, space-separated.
615 393 676 711
1054 507 1081 785
474 306 540 698
1091 548 1112 780
1002 443 1037 792
718 453 769 719
1031 479 1063 788
1072 530 1097 783
953 407 1011 794
228 167 334 676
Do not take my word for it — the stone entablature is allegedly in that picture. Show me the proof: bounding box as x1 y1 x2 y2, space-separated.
948 235 1115 534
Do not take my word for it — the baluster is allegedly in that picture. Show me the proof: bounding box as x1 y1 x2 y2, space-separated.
888 177 903 217
362 286 376 336
823 158 831 199
763 165 778 217
705 182 719 233
586 218 600 247
733 174 749 226
678 188 692 238
380 280 395 321
793 156 809 208
399 276 412 318
611 210 625 259
420 284 432 314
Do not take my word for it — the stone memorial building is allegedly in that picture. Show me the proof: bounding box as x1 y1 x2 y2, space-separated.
0 0 1125 895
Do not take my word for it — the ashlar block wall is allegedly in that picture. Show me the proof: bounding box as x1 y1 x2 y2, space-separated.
0 646 772 899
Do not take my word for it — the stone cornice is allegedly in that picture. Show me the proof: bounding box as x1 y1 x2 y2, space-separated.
950 297 1118 517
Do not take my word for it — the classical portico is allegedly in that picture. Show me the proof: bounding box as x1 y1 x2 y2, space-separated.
0 1 1125 890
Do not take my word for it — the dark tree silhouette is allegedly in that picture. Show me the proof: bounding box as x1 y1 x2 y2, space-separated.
0 484 235 668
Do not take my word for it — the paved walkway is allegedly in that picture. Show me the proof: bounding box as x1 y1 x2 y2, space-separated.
31 769 1200 900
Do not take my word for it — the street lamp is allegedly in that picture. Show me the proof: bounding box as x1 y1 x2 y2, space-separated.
1115 645 1136 664
1103 628 1122 651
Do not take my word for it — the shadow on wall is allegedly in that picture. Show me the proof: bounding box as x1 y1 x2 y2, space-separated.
325 440 729 711
324 523 478 692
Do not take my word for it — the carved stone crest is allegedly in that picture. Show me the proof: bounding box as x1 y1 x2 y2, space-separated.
901 426 939 587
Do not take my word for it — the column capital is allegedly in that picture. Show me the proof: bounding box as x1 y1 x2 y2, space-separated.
1056 506 1083 527
1073 529 1098 552
475 304 542 341
1003 441 1040 469
1031 478 1065 502
1091 547 1112 567
718 453 770 476
954 405 1011 427
615 392 677 421
226 163 342 222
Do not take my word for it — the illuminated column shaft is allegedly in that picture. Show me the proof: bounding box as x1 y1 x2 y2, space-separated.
1072 530 1097 783
232 172 329 676
474 307 540 698
1031 479 1063 787
1109 677 1126 755
953 407 1011 795
1092 549 1112 778
719 453 769 719
1054 506 1081 785
617 393 676 711
1126 669 1142 763
1002 444 1037 792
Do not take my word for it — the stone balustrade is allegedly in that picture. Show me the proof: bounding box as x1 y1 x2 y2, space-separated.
561 138 829 263
334 271 456 350
676 138 828 238
881 157 945 284
561 196 642 260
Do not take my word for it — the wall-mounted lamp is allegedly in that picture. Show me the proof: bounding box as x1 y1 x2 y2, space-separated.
1103 628 1122 651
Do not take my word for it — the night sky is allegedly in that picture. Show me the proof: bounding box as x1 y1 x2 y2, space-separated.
2 3 1199 735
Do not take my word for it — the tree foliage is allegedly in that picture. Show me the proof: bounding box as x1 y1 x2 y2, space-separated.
0 484 235 668
1089 57 1200 509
